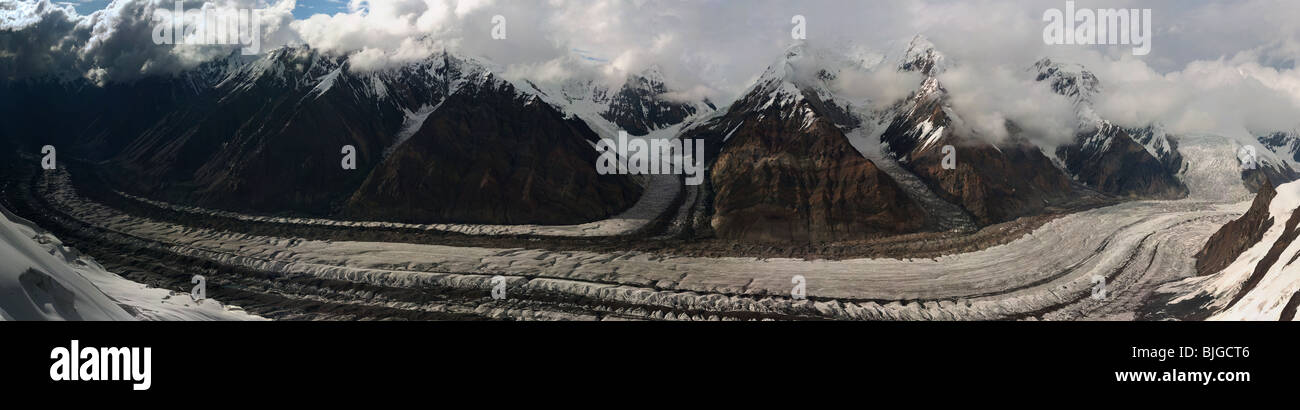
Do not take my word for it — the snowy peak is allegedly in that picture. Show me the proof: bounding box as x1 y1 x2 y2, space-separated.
217 46 344 93
729 41 865 130
360 50 505 100
520 65 712 137
208 46 509 110
1035 57 1189 198
632 65 668 91
753 42 844 93
1258 131 1300 168
602 69 710 135
1033 58 1100 106
899 35 947 76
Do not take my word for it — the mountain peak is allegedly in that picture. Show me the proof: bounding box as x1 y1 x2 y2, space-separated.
217 45 341 92
900 35 946 76
624 64 671 95
754 41 842 90
637 64 666 84
1032 57 1100 105
784 40 811 58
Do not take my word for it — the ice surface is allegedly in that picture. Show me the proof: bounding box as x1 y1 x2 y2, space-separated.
1161 180 1300 321
0 204 262 321
38 166 1237 320
1177 135 1253 203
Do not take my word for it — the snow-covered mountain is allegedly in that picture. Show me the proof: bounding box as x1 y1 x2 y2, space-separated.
9 35 1296 242
679 41 928 242
878 37 951 161
1033 57 1299 197
85 45 646 224
1031 58 1098 108
1031 58 1188 199
519 65 715 141
0 45 735 225
1159 180 1300 321
1258 130 1300 170
876 37 1078 225
897 35 949 77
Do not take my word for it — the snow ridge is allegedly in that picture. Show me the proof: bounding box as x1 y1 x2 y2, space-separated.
0 204 261 321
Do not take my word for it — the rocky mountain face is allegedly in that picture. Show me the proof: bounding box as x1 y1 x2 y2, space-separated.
1259 131 1300 165
342 71 641 224
1056 122 1188 199
601 67 712 136
1034 58 1300 197
19 46 648 224
684 44 925 242
879 39 1074 225
1251 131 1300 192
16 35 1300 243
0 55 244 161
520 66 714 138
1033 58 1188 199
109 47 406 215
1195 181 1277 275
1187 179 1300 318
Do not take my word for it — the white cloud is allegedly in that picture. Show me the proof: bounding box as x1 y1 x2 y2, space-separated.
940 63 1080 146
3 0 1299 138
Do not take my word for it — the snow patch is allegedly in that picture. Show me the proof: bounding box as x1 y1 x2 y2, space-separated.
0 205 261 321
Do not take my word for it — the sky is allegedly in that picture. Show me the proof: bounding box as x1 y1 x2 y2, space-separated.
59 0 345 18
287 0 346 18
3 0 1299 138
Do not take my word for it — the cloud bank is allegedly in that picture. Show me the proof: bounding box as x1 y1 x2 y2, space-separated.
1 0 1298 137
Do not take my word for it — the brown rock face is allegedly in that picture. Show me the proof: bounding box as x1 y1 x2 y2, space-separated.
1242 166 1299 194
1195 181 1277 276
344 79 642 224
908 136 1073 225
708 102 926 243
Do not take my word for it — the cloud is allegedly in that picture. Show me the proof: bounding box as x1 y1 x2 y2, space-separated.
829 62 923 112
1091 53 1300 139
1 0 298 83
1 1 83 81
940 63 1080 146
1 0 1298 139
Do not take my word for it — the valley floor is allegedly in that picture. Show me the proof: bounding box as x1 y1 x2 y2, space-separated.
0 135 1269 320
0 165 1241 321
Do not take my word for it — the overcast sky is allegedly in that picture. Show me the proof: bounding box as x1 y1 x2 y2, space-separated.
3 0 1299 137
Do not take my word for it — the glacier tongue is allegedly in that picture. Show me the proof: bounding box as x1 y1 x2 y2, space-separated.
1176 135 1253 202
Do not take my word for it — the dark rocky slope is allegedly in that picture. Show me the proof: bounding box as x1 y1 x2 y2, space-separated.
343 76 641 224
707 101 925 243
1033 58 1188 199
46 47 647 224
685 44 926 243
1195 181 1277 275
1056 123 1188 199
881 54 1075 225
